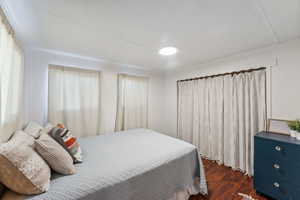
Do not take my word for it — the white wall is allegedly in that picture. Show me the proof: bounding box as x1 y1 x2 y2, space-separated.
163 38 300 137
24 38 300 137
23 48 165 134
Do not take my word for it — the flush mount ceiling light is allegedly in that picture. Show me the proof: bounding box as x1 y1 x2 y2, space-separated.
159 47 178 56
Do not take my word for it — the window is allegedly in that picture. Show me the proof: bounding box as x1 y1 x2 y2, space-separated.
0 8 24 142
48 65 101 137
115 74 149 131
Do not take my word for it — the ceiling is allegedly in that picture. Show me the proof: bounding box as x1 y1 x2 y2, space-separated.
3 0 300 71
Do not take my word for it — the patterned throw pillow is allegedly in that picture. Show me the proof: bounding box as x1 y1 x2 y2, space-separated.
35 133 76 175
48 125 82 163
0 131 51 195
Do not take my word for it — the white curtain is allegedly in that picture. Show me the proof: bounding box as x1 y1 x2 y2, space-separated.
48 65 101 137
0 10 24 142
115 74 149 131
178 70 266 175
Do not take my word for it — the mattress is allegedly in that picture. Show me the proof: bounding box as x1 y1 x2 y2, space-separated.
4 129 207 200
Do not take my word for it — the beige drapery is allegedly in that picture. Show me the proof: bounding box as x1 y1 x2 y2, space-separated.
0 7 24 142
177 70 266 175
115 74 149 131
48 65 101 137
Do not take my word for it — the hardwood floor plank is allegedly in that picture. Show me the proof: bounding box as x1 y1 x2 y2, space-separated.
190 159 270 200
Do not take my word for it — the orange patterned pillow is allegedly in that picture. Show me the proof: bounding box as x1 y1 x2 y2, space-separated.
48 125 82 163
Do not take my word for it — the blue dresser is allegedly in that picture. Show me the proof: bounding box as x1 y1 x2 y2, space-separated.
254 132 300 200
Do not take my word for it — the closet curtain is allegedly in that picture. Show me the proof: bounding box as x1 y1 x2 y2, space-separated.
177 70 266 175
115 74 149 131
0 10 24 142
48 66 101 137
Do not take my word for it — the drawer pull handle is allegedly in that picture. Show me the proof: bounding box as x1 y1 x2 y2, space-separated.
273 182 280 188
273 164 280 169
275 146 282 151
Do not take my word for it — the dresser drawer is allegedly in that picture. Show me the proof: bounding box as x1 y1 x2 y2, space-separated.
254 156 300 184
254 132 300 200
254 174 300 200
255 137 300 163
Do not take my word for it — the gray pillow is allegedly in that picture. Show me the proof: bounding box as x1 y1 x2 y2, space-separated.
35 134 76 175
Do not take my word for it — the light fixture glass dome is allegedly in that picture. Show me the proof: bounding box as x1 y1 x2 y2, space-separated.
159 47 178 56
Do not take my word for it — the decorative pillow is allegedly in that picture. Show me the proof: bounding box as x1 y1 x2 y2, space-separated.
0 131 51 195
36 123 55 137
23 121 43 138
44 123 55 134
49 126 83 163
35 133 76 175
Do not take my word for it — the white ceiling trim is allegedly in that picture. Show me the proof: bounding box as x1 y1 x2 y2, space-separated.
169 39 296 74
0 0 18 34
28 47 158 72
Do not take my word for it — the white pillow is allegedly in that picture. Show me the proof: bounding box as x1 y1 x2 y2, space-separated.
23 122 43 138
44 123 55 134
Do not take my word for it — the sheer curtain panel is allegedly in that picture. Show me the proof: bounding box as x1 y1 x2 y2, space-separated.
48 66 101 137
115 74 149 131
0 9 24 142
177 70 266 175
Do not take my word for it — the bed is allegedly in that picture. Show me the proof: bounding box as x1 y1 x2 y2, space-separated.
2 129 207 200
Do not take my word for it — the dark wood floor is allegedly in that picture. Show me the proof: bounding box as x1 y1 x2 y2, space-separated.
190 159 270 200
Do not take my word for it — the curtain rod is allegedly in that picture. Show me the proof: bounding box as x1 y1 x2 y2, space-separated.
49 64 102 73
177 67 266 83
